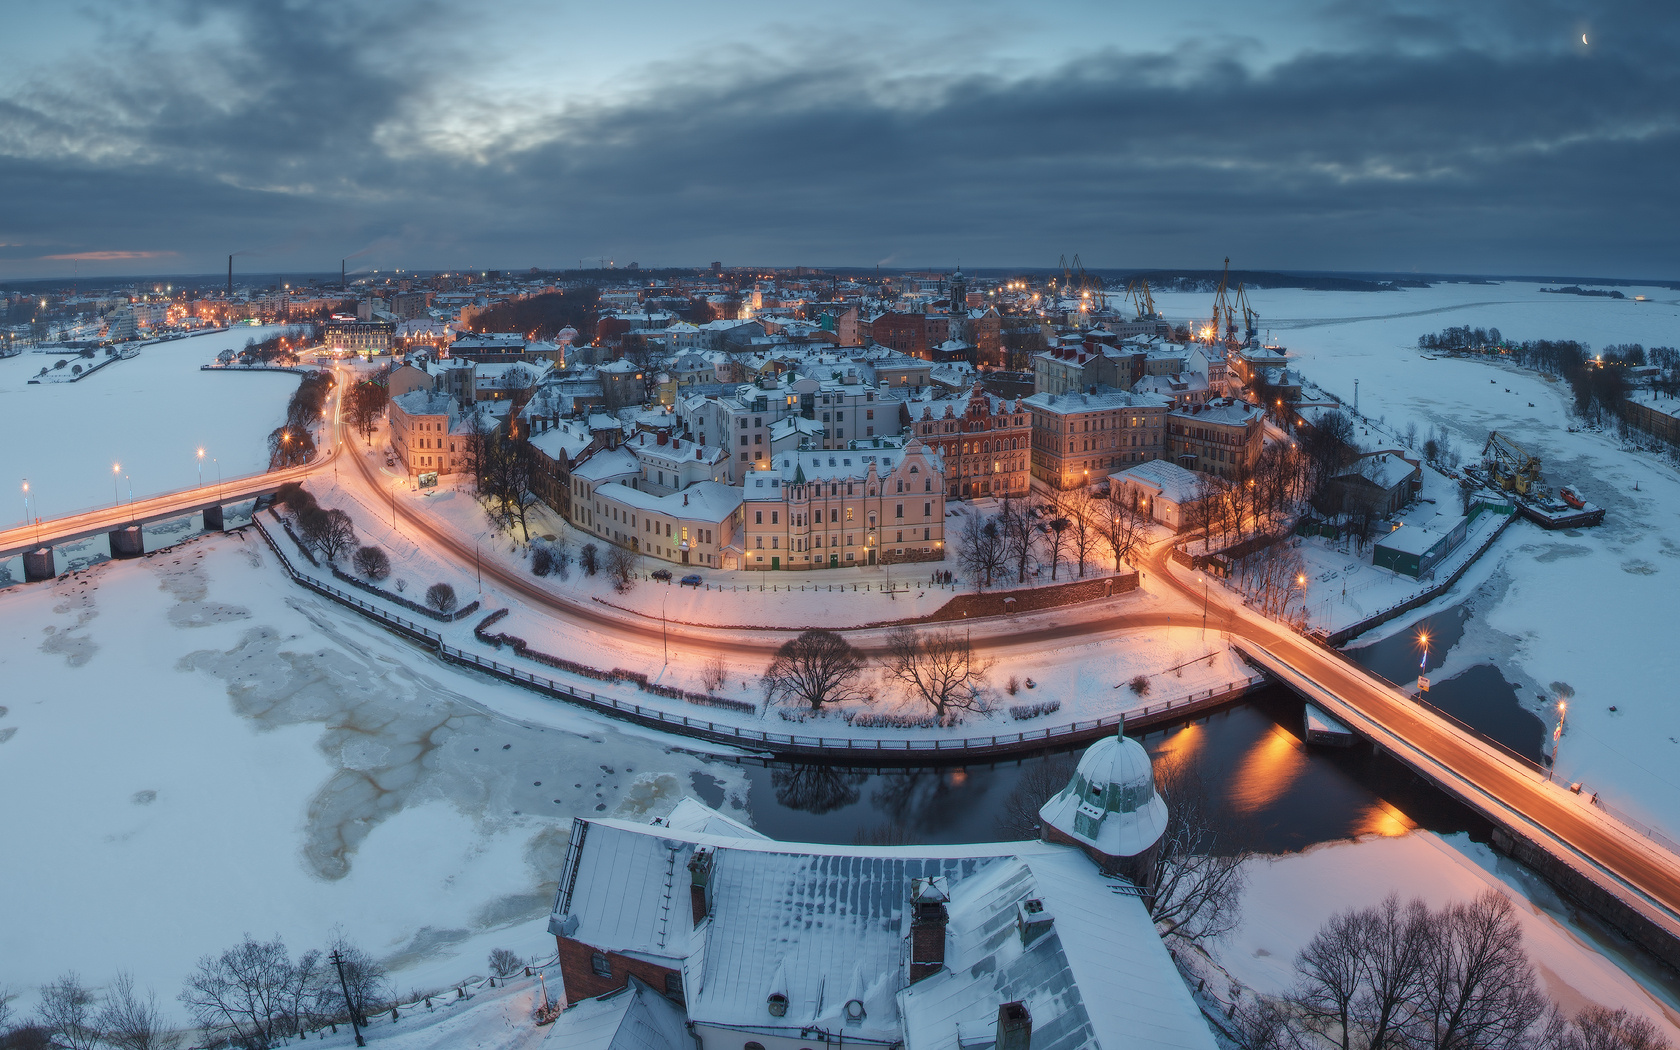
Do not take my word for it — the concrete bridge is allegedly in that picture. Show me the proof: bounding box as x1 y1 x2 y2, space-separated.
1234 639 1680 970
1 450 334 577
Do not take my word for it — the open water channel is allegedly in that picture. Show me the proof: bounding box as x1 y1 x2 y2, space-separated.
708 603 1543 854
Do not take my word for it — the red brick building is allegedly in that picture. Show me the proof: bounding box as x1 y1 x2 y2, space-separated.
913 383 1031 499
871 311 928 356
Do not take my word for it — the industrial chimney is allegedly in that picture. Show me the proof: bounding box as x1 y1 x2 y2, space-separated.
227 255 233 296
341 259 346 292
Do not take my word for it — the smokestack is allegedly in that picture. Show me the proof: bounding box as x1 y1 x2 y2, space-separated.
227 255 233 296
997 1002 1032 1050
908 876 950 983
342 259 346 292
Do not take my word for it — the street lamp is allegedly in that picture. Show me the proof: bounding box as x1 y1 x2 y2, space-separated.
112 462 121 507
1198 574 1208 637
1551 699 1568 778
196 447 205 488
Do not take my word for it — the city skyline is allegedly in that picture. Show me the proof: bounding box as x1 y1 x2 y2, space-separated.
3 0 1675 280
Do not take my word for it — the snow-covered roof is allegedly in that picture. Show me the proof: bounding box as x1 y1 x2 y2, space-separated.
1337 452 1419 491
899 849 1215 1050
527 421 594 463
552 804 1213 1050
1168 397 1263 426
1022 388 1173 415
543 977 687 1050
390 389 454 418
574 447 641 484
1110 460 1203 505
1037 730 1168 861
600 480 743 521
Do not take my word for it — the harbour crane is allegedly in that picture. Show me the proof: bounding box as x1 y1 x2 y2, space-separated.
1235 283 1259 345
1482 431 1542 495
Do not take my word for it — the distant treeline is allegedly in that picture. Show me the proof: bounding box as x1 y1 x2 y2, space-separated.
466 288 601 341
1114 269 1413 293
1417 324 1680 423
1541 285 1626 299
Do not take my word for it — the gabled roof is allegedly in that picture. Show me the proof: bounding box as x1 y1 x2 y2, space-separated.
543 977 688 1050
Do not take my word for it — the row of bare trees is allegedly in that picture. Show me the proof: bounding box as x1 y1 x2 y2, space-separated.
1239 892 1671 1050
957 490 1152 588
462 414 542 543
0 932 386 1050
761 626 992 722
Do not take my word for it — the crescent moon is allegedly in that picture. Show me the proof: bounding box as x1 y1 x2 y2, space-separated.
1582 33 1588 44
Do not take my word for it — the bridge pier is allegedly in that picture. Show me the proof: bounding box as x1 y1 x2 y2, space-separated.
108 525 144 559
23 547 56 581
202 505 225 531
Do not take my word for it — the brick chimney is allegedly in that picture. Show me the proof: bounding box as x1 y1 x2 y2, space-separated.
688 848 713 927
908 876 950 983
997 1002 1032 1050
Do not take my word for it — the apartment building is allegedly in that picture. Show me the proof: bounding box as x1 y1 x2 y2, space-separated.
1022 388 1171 490
1165 398 1265 480
911 384 1031 500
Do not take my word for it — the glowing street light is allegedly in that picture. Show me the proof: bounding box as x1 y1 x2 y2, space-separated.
196 447 205 488
113 462 121 507
1551 699 1568 777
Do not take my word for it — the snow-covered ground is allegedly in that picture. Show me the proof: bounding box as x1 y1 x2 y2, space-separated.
1 325 298 524
1207 831 1680 1037
1150 281 1680 842
286 465 1255 739
0 532 749 1018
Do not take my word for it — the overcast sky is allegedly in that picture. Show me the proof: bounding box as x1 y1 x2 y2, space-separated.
1 0 1673 281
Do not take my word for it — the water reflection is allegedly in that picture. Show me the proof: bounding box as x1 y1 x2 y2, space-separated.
729 688 1488 854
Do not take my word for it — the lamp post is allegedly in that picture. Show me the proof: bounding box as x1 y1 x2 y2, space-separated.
1551 699 1568 779
1199 574 1208 638
112 462 121 508
329 949 366 1048
21 479 28 528
196 447 205 488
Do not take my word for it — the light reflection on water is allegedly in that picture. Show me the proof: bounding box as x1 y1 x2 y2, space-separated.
728 688 1488 854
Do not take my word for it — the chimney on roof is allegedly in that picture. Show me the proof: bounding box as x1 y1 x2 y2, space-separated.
688 848 712 927
909 876 950 983
997 1002 1032 1050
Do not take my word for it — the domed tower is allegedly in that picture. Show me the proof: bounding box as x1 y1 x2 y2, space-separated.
1038 724 1168 890
948 268 967 312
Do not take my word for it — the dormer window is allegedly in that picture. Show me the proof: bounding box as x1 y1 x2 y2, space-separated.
767 993 788 1017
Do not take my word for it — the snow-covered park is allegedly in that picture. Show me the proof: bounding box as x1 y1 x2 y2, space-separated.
1 325 299 524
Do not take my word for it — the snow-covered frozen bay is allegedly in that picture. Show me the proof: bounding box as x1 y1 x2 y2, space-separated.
0 532 746 1015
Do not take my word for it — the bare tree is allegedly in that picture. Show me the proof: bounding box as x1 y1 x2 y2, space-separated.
318 932 386 1026
424 582 457 613
700 653 729 694
0 984 14 1036
38 972 99 1050
351 545 389 580
98 972 179 1050
882 626 992 722
1293 907 1367 1050
488 949 522 979
303 508 355 562
1063 487 1101 578
1233 543 1308 623
580 542 599 576
604 545 637 592
1149 758 1250 948
1041 504 1072 581
1419 891 1549 1050
178 936 299 1050
1102 486 1149 569
955 514 1006 589
994 752 1078 840
1000 499 1037 583
1568 1005 1672 1050
762 629 869 711
1351 894 1434 1050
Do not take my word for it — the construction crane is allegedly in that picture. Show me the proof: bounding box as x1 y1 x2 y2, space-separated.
1235 283 1259 345
1126 279 1159 320
1482 432 1542 495
1209 257 1236 346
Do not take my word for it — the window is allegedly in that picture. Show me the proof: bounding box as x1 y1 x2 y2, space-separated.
771 511 779 524
896 503 904 519
924 502 932 516
591 953 611 978
755 510 763 524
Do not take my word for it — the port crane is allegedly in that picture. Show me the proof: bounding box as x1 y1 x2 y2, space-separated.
1482 431 1542 495
1235 283 1259 345
1209 258 1239 346
1126 279 1159 320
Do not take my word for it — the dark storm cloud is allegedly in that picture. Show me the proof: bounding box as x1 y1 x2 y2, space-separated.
2 0 1677 277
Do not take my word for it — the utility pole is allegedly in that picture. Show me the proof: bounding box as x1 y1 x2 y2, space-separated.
329 949 366 1047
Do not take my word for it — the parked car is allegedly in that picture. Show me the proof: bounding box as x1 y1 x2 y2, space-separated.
680 574 703 587
651 568 672 582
